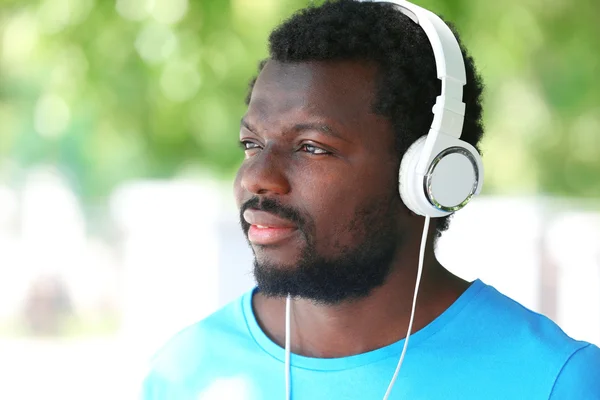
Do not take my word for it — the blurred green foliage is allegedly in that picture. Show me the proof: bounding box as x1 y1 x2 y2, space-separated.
0 0 599 200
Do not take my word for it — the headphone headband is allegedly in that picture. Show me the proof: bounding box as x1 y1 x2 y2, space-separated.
357 0 466 140
387 2 466 84
358 0 467 173
396 1 467 143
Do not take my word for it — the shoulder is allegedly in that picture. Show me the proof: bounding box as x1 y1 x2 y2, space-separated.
550 343 600 399
464 281 591 364
449 281 598 396
474 282 583 344
141 290 255 395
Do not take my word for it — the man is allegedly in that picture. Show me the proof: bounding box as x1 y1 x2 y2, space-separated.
142 0 600 399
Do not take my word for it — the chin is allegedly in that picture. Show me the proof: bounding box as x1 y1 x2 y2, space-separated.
252 245 303 268
253 256 298 273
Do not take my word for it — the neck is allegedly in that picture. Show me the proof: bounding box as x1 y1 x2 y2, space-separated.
252 254 470 359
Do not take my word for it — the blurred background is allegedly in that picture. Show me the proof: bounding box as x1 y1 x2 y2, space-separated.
1 0 599 398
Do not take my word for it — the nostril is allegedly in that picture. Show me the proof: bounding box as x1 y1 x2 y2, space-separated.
240 154 291 196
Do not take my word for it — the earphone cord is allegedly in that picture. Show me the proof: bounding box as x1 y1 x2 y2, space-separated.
285 215 431 400
285 291 292 400
382 215 429 399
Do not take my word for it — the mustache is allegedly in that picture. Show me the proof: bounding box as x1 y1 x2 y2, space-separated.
239 197 306 232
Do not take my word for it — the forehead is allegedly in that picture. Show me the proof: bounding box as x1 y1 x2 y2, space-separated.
248 60 380 130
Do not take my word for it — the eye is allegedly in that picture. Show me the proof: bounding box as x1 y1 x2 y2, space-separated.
300 143 330 155
240 140 261 151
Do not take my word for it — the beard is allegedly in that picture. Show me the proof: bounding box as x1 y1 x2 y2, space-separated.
241 196 401 305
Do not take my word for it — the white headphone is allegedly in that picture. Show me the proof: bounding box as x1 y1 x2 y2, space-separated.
362 0 484 217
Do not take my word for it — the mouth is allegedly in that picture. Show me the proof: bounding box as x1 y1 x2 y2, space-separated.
243 209 300 246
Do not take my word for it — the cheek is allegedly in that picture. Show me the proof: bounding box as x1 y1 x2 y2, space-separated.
303 183 367 247
302 169 400 249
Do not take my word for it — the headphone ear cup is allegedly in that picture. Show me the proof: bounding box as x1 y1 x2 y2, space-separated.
399 136 428 216
400 135 483 218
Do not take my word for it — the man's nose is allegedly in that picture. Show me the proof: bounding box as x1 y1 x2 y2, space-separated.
239 148 291 196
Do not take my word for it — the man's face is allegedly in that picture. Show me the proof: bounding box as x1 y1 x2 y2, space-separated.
234 60 408 304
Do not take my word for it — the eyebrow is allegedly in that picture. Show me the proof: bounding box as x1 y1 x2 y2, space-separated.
240 118 347 141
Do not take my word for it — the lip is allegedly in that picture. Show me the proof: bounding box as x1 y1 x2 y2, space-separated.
243 209 299 245
247 225 298 245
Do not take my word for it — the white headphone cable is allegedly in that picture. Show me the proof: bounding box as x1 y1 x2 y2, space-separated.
382 214 429 399
285 292 292 400
285 215 431 400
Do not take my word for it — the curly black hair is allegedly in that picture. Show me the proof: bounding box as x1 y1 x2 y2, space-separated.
245 0 485 237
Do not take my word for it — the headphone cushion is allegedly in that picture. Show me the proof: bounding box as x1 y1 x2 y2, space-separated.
399 136 427 216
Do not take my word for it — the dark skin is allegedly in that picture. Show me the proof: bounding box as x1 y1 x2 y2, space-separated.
234 60 470 358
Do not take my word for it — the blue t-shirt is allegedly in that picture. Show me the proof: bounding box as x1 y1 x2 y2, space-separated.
142 280 600 399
